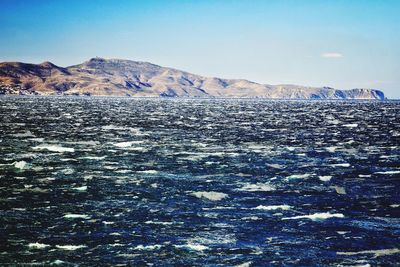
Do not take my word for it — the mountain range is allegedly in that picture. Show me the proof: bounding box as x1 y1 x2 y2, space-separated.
0 58 385 99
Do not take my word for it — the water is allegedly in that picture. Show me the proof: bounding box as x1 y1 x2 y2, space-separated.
0 97 399 266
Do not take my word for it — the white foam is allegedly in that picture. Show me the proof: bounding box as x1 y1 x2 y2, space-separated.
331 186 347 195
144 221 174 225
137 170 158 174
56 245 87 250
330 163 351 167
14 161 27 170
337 248 400 257
134 244 162 250
282 212 344 221
375 170 400 175
253 205 291 211
192 191 228 201
113 141 144 148
235 262 253 267
73 186 87 191
80 156 106 160
28 242 50 249
319 176 332 182
63 214 90 219
176 243 209 251
343 123 358 128
286 174 311 179
326 147 338 153
238 183 275 192
33 144 74 153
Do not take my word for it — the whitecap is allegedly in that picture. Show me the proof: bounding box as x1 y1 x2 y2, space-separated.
282 212 344 221
330 163 351 167
14 161 27 170
28 242 50 249
56 245 87 250
63 214 90 219
238 183 275 192
253 205 291 211
337 248 400 257
286 174 311 179
33 144 74 153
144 221 174 225
80 156 106 160
134 244 162 250
375 170 400 175
319 176 332 182
235 262 253 267
325 147 338 153
137 170 158 174
73 186 87 191
343 123 358 128
113 141 144 148
192 191 228 201
175 243 209 251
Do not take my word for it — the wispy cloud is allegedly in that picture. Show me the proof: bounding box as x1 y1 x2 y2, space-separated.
321 52 343 58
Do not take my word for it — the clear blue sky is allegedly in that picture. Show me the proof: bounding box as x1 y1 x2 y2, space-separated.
1 0 399 98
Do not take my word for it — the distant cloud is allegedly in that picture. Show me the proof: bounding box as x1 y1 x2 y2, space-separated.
321 52 343 58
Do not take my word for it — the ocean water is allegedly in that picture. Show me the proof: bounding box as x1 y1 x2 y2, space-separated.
0 97 399 266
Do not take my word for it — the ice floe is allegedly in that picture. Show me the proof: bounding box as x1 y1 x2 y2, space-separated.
282 212 344 221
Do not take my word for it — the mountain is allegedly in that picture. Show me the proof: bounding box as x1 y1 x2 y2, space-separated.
0 57 385 99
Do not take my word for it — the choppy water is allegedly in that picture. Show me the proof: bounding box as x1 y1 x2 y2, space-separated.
0 97 399 266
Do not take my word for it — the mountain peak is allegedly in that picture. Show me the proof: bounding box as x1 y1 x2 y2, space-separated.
0 58 386 99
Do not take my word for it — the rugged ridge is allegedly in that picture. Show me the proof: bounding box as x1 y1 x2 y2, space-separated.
0 57 385 99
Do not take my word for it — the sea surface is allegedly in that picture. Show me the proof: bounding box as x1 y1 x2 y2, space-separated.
0 97 399 266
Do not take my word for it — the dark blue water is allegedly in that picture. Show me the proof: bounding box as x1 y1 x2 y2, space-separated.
0 97 399 266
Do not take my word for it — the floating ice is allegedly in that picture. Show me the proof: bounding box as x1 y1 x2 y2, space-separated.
282 212 344 221
192 191 228 201
33 144 74 153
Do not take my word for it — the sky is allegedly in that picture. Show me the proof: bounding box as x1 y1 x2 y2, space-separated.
1 0 399 98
